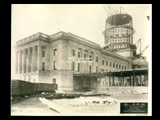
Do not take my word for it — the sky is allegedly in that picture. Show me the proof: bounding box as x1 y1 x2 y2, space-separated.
11 4 152 79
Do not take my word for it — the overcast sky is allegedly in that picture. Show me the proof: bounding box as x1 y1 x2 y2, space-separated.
11 4 151 79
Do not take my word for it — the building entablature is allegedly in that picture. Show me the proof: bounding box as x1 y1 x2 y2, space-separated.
15 31 132 64
101 49 130 62
16 32 50 47
50 31 101 51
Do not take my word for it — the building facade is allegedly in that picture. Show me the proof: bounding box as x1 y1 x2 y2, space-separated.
15 31 137 91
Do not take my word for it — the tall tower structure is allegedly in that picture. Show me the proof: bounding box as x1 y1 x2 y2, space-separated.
103 7 136 58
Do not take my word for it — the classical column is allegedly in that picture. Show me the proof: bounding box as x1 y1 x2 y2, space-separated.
35 46 38 71
28 47 31 72
32 46 35 71
18 51 20 74
20 50 22 73
81 49 84 73
30 48 33 72
15 51 18 74
37 45 42 71
23 49 26 73
86 50 89 73
26 49 28 73
21 50 24 73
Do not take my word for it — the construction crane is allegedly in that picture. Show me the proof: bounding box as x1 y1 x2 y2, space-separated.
134 38 149 59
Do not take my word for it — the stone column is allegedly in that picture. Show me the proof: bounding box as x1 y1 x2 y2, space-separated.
35 46 38 71
18 51 20 74
20 50 22 73
28 48 31 72
15 51 18 74
30 48 33 72
26 49 28 73
32 46 35 71
37 45 42 71
21 50 25 73
23 49 26 73
74 46 78 72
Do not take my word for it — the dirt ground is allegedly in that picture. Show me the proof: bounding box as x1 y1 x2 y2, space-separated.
11 94 148 116
11 97 59 116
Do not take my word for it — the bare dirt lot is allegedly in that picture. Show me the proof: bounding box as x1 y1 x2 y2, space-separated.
11 94 148 116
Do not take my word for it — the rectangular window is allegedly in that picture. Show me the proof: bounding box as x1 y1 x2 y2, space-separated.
119 64 121 69
84 54 87 59
106 61 108 66
42 51 45 57
116 64 118 68
78 52 80 58
125 66 126 70
102 60 104 65
89 55 92 61
72 49 75 56
72 61 75 71
54 49 57 56
96 56 98 62
110 62 112 67
53 61 57 70
113 63 115 68
78 63 80 72
122 65 123 70
42 62 45 71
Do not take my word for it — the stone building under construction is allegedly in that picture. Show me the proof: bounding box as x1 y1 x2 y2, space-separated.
14 9 148 91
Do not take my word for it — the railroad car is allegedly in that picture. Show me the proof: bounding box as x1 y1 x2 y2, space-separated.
36 83 57 94
11 80 58 99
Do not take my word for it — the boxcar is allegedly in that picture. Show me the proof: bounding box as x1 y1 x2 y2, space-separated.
11 80 58 99
36 83 58 94
11 80 37 97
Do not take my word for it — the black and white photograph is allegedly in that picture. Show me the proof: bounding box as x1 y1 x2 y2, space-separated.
11 4 152 116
